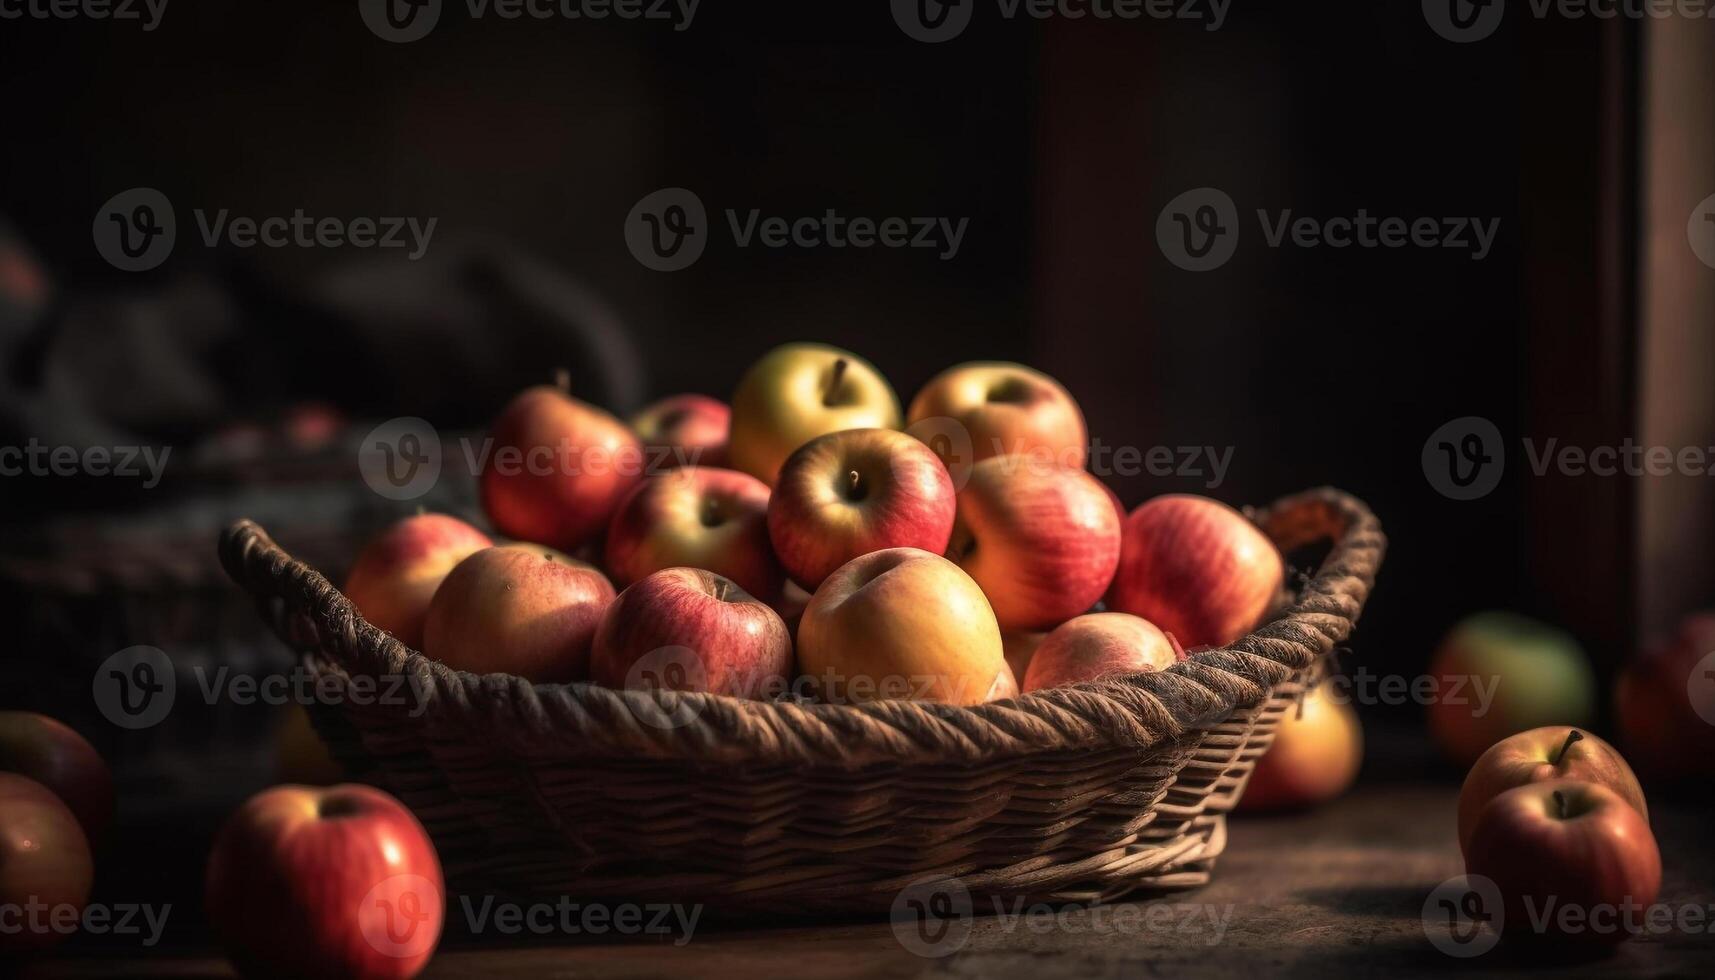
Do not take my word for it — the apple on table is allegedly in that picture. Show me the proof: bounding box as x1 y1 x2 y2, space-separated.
1615 612 1715 780
1457 726 1646 858
342 513 492 650
0 711 113 845
0 773 93 953
1237 681 1363 812
423 544 616 683
1427 611 1597 768
728 343 901 485
604 466 784 602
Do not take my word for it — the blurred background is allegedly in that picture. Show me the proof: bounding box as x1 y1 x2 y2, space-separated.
2 0 1713 953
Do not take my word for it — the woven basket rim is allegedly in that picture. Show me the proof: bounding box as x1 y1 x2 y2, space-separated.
218 485 1384 769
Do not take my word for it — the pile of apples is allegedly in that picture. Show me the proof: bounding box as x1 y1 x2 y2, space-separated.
0 712 111 955
345 342 1289 707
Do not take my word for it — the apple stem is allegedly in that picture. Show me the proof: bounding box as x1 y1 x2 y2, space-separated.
1165 632 1188 662
1552 729 1584 767
553 368 571 393
1553 789 1567 820
823 358 849 407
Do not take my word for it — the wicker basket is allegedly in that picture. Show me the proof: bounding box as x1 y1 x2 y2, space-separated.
217 486 1383 915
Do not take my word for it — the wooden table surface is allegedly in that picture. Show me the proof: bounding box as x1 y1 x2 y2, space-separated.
27 782 1715 979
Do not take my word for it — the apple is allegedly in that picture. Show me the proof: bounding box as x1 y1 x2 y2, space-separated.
1021 613 1178 692
343 514 492 650
0 712 113 845
1615 613 1715 781
1106 494 1284 650
1237 681 1363 812
1427 611 1598 768
798 548 1004 706
591 567 792 699
727 343 901 485
631 393 730 468
480 376 644 552
422 544 616 682
767 428 956 590
1465 778 1661 945
276 704 344 786
946 458 1122 630
1457 727 1645 859
207 784 443 979
604 467 783 602
0 774 93 953
907 361 1087 470
986 660 1020 701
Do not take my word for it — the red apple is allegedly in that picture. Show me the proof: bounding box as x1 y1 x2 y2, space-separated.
728 343 902 485
343 514 493 650
1615 613 1715 781
1106 494 1283 650
799 548 1004 706
946 458 1122 630
479 378 644 552
1238 681 1363 811
907 361 1087 470
604 467 783 602
631 394 730 468
768 428 956 590
0 774 93 954
206 784 443 979
1458 728 1646 858
1021 613 1178 692
422 544 616 682
1465 778 1661 946
0 712 113 845
591 567 792 699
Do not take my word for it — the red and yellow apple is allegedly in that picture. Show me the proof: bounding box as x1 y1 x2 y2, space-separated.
1465 778 1661 946
604 467 783 602
1457 727 1645 858
1427 612 1598 769
727 343 901 485
631 393 730 468
0 712 113 845
591 567 793 699
0 773 92 953
1021 613 1178 692
422 545 616 682
206 784 443 979
907 361 1087 470
479 379 643 551
1238 682 1363 811
798 548 1003 706
1106 495 1283 650
946 459 1122 630
767 428 955 590
342 514 492 650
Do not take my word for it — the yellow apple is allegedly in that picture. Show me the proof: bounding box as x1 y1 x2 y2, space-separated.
727 343 901 485
1238 681 1363 811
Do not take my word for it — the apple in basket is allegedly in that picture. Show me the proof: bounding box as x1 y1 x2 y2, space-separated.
727 343 901 485
907 361 1088 471
1021 613 1180 692
422 544 616 682
343 513 492 650
630 393 731 468
604 466 784 602
207 784 443 979
0 773 93 953
0 711 114 845
1106 494 1284 650
591 567 793 698
1237 680 1362 811
1456 727 1646 859
480 375 644 552
767 428 956 590
798 547 1004 706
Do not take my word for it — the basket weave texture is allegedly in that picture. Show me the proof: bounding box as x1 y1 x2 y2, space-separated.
218 486 1384 913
